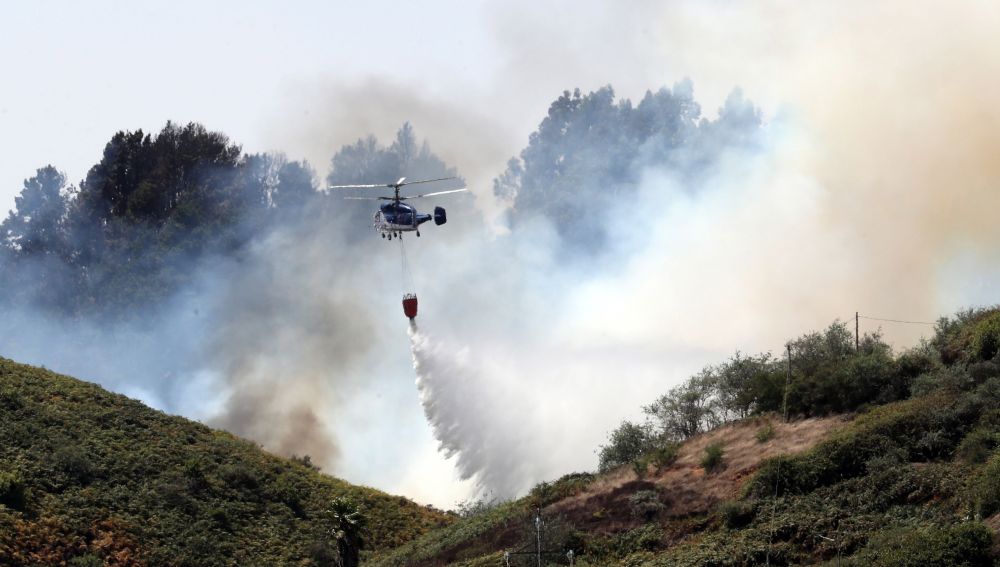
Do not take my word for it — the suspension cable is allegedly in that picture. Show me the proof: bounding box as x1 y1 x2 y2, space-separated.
398 236 415 292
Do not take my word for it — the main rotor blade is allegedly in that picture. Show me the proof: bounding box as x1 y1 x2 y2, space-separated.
328 183 393 189
397 176 458 187
399 188 469 199
343 196 393 200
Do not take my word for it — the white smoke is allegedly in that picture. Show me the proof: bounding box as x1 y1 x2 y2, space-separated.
6 0 1000 510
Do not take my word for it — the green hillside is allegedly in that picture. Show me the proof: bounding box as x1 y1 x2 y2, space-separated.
369 308 1000 566
5 308 1000 566
0 358 452 566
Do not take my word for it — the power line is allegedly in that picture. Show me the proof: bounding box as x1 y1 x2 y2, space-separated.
858 315 936 326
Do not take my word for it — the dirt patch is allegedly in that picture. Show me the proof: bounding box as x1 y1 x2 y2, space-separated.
407 414 849 565
548 414 849 527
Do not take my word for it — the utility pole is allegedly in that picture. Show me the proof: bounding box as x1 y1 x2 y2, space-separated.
855 311 860 352
535 511 542 567
783 343 791 422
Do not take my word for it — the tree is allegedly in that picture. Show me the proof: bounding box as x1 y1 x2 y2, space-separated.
1 166 69 256
494 81 762 254
326 497 366 567
645 368 720 441
714 351 774 420
272 160 316 212
598 420 656 472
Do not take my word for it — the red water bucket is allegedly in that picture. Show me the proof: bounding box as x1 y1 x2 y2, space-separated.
402 294 418 319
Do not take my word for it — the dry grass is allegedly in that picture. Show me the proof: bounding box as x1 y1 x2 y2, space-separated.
548 414 849 528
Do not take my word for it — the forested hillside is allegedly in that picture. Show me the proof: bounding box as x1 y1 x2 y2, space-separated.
0 358 451 566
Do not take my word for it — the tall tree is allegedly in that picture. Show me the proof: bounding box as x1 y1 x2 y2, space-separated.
1 166 69 256
494 81 762 254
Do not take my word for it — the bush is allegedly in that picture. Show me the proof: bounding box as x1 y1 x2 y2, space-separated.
911 367 974 397
456 494 504 518
0 389 23 410
220 463 260 491
632 442 680 477
860 523 993 566
967 361 1000 384
972 313 1000 362
0 471 27 511
270 472 309 516
716 500 755 529
651 442 680 468
974 454 1000 518
912 429 953 461
747 396 963 497
53 444 96 484
528 473 595 507
957 428 999 464
701 442 725 472
755 423 775 443
629 490 664 521
598 421 656 473
931 308 1000 365
611 524 663 556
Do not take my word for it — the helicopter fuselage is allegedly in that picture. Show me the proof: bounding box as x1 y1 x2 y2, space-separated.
374 201 434 235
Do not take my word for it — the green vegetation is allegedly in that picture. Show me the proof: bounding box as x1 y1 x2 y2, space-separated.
527 473 597 508
0 358 450 566
495 83 761 251
754 422 775 443
598 421 657 473
701 442 725 472
370 307 1000 566
0 121 459 319
629 490 665 521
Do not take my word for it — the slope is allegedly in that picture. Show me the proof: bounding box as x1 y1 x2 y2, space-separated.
365 415 848 567
370 307 1000 566
0 357 453 566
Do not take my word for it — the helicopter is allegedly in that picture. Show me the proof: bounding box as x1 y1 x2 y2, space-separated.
328 176 467 240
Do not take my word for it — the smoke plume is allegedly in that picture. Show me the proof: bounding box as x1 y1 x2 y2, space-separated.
5 1 1000 509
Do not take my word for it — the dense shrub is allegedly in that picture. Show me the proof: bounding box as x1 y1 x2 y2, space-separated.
859 523 993 566
716 500 755 529
587 524 664 558
652 442 680 468
0 471 27 511
629 490 664 521
456 494 505 519
701 442 725 472
219 463 260 491
598 421 656 472
957 428 999 464
747 396 963 497
972 313 1000 362
932 308 1000 365
52 445 96 484
974 453 1000 518
528 473 596 508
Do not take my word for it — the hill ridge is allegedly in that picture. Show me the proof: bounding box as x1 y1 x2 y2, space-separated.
0 357 451 566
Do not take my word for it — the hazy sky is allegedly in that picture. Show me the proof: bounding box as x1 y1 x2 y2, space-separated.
0 0 707 214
